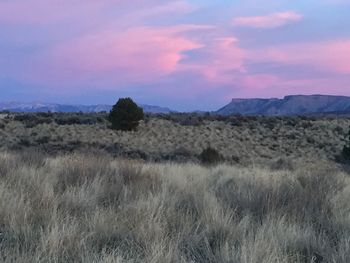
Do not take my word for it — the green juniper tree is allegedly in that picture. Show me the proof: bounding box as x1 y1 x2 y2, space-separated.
108 98 144 131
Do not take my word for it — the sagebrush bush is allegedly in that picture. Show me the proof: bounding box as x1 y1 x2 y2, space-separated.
108 98 144 131
199 146 223 165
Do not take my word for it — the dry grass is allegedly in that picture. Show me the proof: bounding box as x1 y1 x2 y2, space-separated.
0 113 350 165
0 151 349 262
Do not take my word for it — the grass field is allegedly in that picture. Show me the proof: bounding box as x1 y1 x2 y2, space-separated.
0 113 349 262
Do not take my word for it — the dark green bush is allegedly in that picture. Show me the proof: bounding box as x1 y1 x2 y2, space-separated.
270 158 294 171
19 138 31 147
342 127 350 160
199 147 223 166
54 113 107 125
14 113 53 128
108 98 144 131
36 136 51 144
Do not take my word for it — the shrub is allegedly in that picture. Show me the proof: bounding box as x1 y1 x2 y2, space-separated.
18 138 31 147
108 98 144 131
334 126 344 135
36 136 51 144
54 113 107 125
171 113 204 126
342 127 350 160
13 113 53 128
270 157 294 171
199 146 223 166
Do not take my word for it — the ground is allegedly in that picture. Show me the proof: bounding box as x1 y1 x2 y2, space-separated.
0 112 349 262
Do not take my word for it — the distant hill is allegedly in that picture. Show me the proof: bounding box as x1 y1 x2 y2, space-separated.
0 102 174 114
216 95 350 116
3 95 350 116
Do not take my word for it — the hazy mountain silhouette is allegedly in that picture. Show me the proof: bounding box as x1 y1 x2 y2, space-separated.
2 95 350 115
0 102 174 114
216 95 350 115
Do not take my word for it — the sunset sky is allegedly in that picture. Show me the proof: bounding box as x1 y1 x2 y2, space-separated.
1 0 350 110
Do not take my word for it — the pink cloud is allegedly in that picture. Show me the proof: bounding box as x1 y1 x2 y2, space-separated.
223 40 350 98
22 25 209 87
233 11 302 28
252 40 350 74
181 37 246 84
19 26 249 97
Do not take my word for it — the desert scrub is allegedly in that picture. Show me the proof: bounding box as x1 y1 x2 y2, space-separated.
1 113 350 165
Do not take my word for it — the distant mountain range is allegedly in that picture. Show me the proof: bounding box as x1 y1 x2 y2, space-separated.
0 102 174 114
217 95 350 116
2 95 350 116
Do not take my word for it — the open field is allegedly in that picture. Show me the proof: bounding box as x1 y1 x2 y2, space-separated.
0 151 349 262
0 112 350 165
3 0 350 261
0 113 350 262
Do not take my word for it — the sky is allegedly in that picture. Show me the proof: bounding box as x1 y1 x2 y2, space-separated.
0 0 350 111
